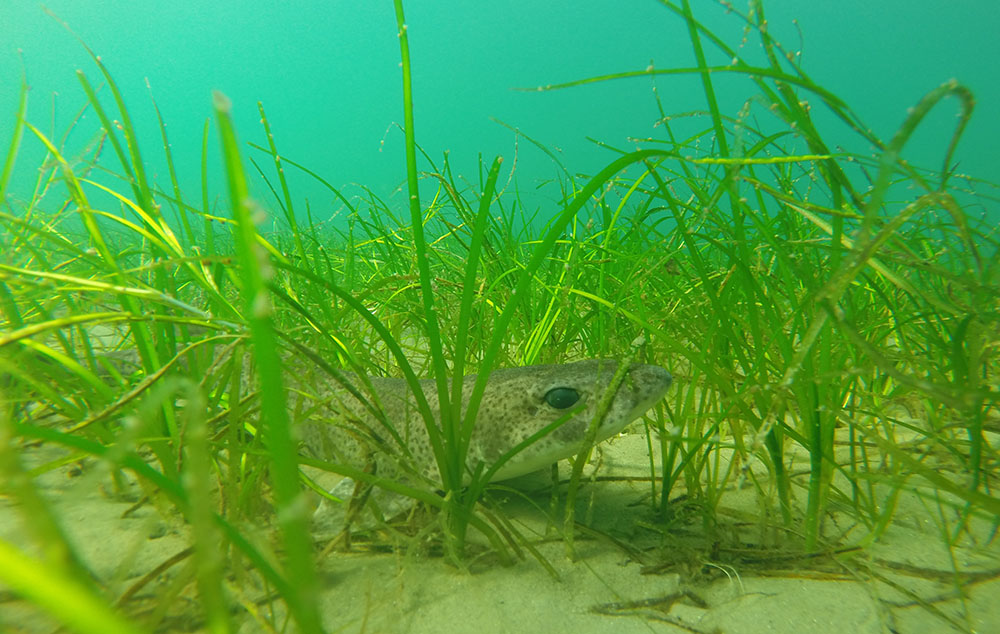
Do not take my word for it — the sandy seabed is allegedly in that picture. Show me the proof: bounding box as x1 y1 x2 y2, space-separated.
2 431 997 634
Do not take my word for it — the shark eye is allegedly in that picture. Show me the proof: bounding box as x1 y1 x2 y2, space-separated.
544 387 581 409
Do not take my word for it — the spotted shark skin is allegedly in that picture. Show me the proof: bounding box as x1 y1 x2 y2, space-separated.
290 359 672 489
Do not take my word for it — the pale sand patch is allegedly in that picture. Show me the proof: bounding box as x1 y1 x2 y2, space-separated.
2 429 997 633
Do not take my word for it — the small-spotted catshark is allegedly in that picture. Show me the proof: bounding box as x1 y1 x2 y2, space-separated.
96 349 670 524
97 349 670 487
289 360 672 498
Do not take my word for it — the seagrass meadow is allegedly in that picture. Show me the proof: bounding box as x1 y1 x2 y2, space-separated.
1 0 999 632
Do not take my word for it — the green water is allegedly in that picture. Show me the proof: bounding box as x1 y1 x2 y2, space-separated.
3 0 997 219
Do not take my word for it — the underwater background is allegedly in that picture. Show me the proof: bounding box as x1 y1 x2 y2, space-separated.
3 2 999 632
3 0 998 220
